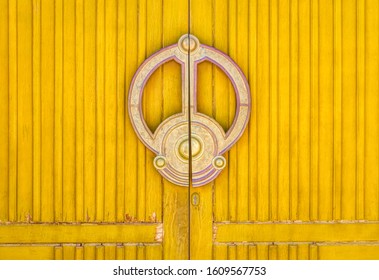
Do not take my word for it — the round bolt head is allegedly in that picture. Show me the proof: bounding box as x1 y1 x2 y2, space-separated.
212 155 226 170
178 34 200 54
153 155 167 169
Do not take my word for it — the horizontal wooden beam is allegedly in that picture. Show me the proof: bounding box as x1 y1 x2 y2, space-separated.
0 223 161 244
215 223 379 243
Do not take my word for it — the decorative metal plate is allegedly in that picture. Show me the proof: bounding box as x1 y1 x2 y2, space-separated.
128 34 251 187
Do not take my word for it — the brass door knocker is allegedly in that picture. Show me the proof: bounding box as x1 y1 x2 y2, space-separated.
128 34 251 187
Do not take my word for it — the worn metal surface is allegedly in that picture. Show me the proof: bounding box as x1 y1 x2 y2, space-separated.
128 34 251 186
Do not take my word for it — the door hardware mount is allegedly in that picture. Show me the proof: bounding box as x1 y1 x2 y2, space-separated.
128 34 251 187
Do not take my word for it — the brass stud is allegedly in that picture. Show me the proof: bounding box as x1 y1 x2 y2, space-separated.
178 34 200 54
212 156 226 170
153 155 167 169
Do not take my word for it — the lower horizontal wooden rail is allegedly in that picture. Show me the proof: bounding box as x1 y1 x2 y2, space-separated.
0 223 162 244
214 222 379 243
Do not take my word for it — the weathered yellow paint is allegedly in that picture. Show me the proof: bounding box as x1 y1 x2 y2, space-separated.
41 0 55 223
215 223 379 242
0 0 9 222
318 245 379 260
0 0 378 260
0 247 54 260
189 0 379 260
189 0 214 260
0 224 160 243
83 0 97 223
161 0 189 260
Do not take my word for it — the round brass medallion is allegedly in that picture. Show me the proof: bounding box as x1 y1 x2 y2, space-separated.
176 136 204 161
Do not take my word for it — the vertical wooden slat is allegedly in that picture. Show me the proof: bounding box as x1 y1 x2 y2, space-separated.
116 245 124 260
257 0 270 222
227 0 237 222
54 246 63 260
17 0 33 221
190 0 213 260
75 246 84 260
364 0 379 221
84 245 96 260
256 244 269 260
124 0 138 221
297 244 309 260
104 0 117 222
83 0 96 222
289 245 297 260
146 245 162 260
41 0 55 222
116 0 126 222
190 183 213 259
124 245 137 260
227 245 236 260
213 245 228 260
268 245 278 260
269 0 279 221
248 0 258 221
162 0 189 260
298 0 311 221
54 0 63 222
333 0 342 221
75 0 84 222
278 0 290 221
248 245 257 260
105 245 116 260
137 245 146 260
32 0 42 222
290 0 299 220
310 244 319 260
214 0 230 222
236 244 248 260
0 0 9 222
310 0 319 221
318 0 334 221
136 0 147 221
193 0 213 119
63 245 75 260
96 0 105 222
163 183 189 259
96 245 105 260
62 0 76 222
236 0 249 222
277 244 289 260
356 0 366 220
145 0 163 223
341 0 357 220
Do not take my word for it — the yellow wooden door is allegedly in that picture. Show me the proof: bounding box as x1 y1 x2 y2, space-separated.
0 0 191 260
1 0 379 260
189 0 379 260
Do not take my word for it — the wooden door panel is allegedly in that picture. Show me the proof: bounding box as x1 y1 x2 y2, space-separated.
190 0 379 259
0 0 378 260
0 0 189 260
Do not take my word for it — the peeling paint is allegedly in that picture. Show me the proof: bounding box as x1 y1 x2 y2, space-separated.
213 224 217 242
155 223 163 242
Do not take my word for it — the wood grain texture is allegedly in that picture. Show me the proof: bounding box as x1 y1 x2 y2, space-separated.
189 0 213 260
215 223 379 242
189 0 378 259
0 0 377 260
0 224 161 243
